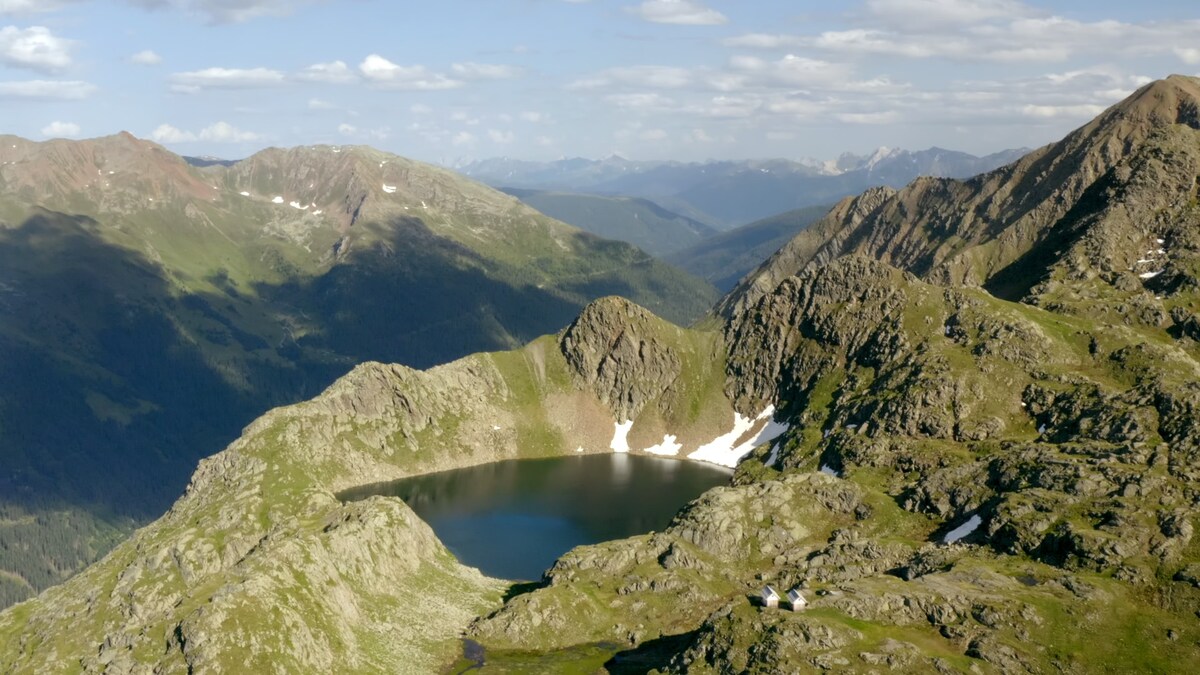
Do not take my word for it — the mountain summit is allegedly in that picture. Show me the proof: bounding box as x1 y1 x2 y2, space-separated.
721 74 1200 319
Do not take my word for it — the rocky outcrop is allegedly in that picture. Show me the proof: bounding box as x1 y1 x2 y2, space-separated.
560 296 683 421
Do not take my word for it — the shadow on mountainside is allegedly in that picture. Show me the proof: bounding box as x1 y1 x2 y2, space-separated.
0 210 656 607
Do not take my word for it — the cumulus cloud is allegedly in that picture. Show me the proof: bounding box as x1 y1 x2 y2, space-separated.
150 121 261 143
451 130 475 146
358 54 462 90
170 67 285 92
450 62 521 80
307 97 335 110
296 60 356 83
0 25 74 72
337 123 356 135
40 120 79 137
129 49 162 65
627 0 726 26
0 79 94 98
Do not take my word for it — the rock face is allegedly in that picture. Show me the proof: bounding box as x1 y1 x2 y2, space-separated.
4 77 1200 674
561 296 683 421
719 75 1200 319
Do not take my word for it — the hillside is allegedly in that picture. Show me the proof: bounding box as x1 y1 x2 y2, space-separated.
667 204 831 291
500 187 718 257
1 76 1198 672
0 134 716 608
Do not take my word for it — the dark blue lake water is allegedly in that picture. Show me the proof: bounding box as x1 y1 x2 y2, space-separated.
338 453 731 580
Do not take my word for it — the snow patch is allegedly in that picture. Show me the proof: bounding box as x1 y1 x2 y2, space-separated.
239 191 250 196
1139 271 1162 280
289 201 309 210
272 196 284 204
643 434 682 456
382 184 397 194
820 464 840 477
610 420 633 453
575 446 585 453
943 514 982 544
687 406 780 468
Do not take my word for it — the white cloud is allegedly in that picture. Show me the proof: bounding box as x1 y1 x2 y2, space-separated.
0 79 94 99
125 0 315 24
129 49 162 65
150 121 261 143
605 92 676 111
170 67 285 91
570 65 692 89
0 26 73 72
836 111 900 124
296 60 356 83
627 0 726 26
450 62 521 80
0 0 71 15
639 128 667 141
1020 103 1108 119
410 103 433 115
40 120 79 137
358 54 462 90
487 129 515 143
1174 47 1200 65
337 123 357 135
451 130 475 146
865 0 1029 28
519 111 544 123
307 97 335 110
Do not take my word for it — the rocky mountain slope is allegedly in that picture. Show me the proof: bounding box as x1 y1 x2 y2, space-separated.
0 134 716 608
2 76 1199 673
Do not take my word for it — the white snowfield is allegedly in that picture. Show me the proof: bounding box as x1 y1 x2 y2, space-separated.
605 406 789 469
271 196 284 204
609 420 633 453
382 184 397 194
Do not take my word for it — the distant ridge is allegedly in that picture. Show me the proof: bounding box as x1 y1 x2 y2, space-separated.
457 147 1028 228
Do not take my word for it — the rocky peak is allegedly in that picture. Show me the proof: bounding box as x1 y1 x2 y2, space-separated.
718 75 1200 321
560 296 684 421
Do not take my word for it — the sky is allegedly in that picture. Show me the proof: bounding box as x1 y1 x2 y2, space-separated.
2 0 1199 164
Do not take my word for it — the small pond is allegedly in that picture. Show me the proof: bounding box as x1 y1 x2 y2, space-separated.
338 453 731 580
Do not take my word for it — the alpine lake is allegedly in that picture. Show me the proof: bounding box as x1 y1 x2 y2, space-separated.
338 453 732 581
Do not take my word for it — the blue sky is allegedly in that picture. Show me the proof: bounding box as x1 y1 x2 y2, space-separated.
2 0 1199 163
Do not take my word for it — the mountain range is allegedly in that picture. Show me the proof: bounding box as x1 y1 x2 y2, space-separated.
0 134 715 608
459 146 1028 229
2 75 1200 673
